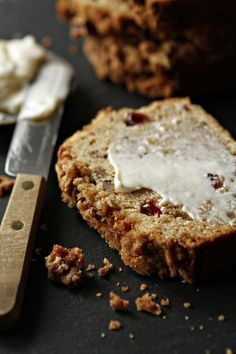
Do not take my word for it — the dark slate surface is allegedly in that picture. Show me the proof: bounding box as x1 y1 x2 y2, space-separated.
0 1 236 353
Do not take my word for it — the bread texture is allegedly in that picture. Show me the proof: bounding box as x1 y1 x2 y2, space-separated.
57 0 236 97
84 35 236 97
56 98 236 283
57 0 236 42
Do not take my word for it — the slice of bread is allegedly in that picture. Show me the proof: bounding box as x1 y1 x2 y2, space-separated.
57 0 236 42
56 98 236 283
84 35 236 97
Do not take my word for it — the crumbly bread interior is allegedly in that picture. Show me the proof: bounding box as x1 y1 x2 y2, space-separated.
56 98 236 282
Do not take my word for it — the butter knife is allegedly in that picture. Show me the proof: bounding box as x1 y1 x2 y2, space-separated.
0 56 75 330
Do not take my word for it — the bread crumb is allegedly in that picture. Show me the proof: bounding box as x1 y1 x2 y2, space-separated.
0 175 14 197
183 302 191 309
40 224 48 232
190 326 195 331
121 286 129 293
41 36 53 48
68 44 79 55
96 292 102 297
109 291 129 311
135 293 162 316
162 315 167 320
151 294 157 299
87 272 94 278
118 267 123 272
98 258 113 277
199 325 204 330
116 282 120 287
218 314 225 321
225 348 233 354
86 264 96 271
45 245 84 287
101 332 106 338
160 298 170 307
185 315 189 320
140 283 148 291
109 320 121 331
129 333 135 339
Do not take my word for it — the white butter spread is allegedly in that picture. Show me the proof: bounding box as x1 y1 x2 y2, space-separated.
0 36 46 114
18 57 74 121
108 120 236 224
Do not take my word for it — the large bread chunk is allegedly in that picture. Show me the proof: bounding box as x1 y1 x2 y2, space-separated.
56 98 236 283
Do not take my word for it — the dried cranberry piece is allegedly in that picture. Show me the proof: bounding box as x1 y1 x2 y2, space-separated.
207 173 223 189
126 112 150 126
183 104 191 112
141 199 162 217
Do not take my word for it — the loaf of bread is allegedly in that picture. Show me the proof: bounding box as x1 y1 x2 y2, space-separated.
57 0 236 97
56 98 236 283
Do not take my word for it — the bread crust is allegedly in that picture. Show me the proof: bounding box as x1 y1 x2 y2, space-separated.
56 98 236 283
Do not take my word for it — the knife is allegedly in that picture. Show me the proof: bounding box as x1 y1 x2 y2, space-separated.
0 55 75 330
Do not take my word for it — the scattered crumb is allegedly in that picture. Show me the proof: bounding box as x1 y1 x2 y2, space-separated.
218 314 225 321
196 288 200 292
116 282 120 287
118 267 123 272
183 302 191 309
140 283 148 291
199 325 204 330
96 292 102 298
45 245 84 287
0 175 14 197
87 272 94 278
190 326 195 331
98 258 113 277
86 264 96 271
135 293 162 316
41 36 53 49
121 286 129 293
185 316 189 320
151 294 157 299
109 320 121 331
129 333 135 339
109 291 129 311
162 315 167 320
160 298 170 307
101 332 106 338
68 44 79 55
225 348 233 354
40 224 48 231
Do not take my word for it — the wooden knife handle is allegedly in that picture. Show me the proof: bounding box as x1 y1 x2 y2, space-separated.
0 174 46 331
